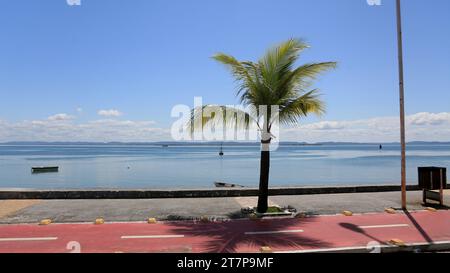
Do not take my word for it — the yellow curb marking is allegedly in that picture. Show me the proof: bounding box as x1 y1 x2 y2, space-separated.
260 246 273 253
342 211 353 216
39 219 52 225
385 208 396 214
94 218 105 225
388 239 406 247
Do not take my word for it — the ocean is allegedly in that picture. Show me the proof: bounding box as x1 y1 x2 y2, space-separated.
0 144 449 189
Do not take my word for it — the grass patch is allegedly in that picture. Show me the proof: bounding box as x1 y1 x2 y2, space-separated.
265 206 284 213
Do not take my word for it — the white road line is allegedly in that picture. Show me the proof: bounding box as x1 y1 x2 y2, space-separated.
275 245 384 253
359 224 410 229
245 229 304 235
0 237 58 242
275 240 450 253
121 235 185 239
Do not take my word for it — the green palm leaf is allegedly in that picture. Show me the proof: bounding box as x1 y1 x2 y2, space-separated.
205 38 336 131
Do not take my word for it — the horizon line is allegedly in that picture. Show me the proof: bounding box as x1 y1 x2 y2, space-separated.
1 140 449 145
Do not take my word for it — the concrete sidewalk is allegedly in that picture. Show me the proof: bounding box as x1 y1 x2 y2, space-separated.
0 190 448 224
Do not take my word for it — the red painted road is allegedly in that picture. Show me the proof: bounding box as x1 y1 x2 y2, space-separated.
0 210 449 253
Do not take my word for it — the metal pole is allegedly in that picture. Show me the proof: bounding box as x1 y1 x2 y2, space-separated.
396 0 407 210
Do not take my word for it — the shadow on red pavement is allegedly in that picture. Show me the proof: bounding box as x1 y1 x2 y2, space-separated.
339 223 384 244
165 216 330 253
403 210 433 243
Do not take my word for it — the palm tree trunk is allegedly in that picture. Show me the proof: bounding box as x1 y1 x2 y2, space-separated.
257 140 270 213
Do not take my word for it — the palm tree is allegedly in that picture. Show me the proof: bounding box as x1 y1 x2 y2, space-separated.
189 38 336 213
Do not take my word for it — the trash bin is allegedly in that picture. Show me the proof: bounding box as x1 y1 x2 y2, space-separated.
418 167 447 205
418 167 447 190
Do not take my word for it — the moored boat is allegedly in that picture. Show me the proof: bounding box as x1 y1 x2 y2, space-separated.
31 166 59 173
214 182 244 188
219 144 224 156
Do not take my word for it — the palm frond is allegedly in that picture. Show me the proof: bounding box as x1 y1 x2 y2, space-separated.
212 54 259 98
187 105 258 136
212 38 336 131
274 61 336 105
258 39 308 97
278 89 325 125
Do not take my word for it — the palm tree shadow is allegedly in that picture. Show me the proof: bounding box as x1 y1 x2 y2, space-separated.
165 215 331 253
339 223 384 244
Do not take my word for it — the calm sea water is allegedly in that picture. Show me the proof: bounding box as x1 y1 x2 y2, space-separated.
0 144 449 189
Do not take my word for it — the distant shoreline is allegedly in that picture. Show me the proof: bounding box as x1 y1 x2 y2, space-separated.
1 141 449 146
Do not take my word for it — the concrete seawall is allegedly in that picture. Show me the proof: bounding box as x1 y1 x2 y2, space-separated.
0 185 420 200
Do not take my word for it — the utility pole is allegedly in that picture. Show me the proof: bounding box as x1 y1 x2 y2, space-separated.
396 0 407 210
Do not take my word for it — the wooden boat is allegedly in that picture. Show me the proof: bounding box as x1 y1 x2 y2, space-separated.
31 166 59 173
214 182 244 188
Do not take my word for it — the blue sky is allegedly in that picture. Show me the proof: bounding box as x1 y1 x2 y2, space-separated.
0 0 449 142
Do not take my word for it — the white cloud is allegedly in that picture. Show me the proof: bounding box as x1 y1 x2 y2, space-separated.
0 118 167 142
76 107 83 113
408 112 450 126
301 121 348 130
98 109 123 117
47 113 74 121
1 112 450 143
281 112 450 143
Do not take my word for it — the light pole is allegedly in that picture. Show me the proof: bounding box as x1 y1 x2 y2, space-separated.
395 0 407 210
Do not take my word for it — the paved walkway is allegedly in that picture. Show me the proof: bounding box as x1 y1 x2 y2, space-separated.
1 190 448 224
0 210 449 253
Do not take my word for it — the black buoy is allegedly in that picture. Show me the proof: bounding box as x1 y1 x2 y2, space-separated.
379 144 383 150
219 144 224 156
